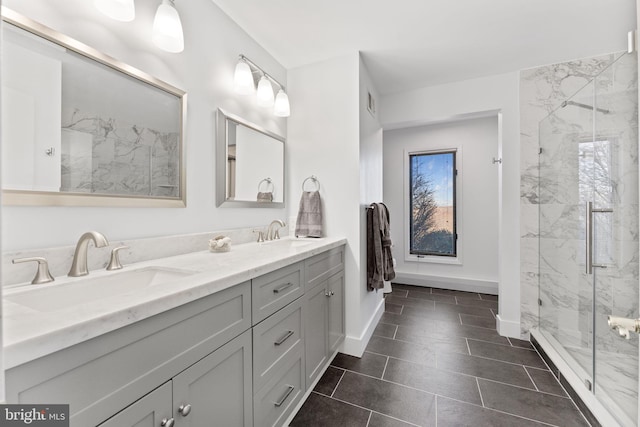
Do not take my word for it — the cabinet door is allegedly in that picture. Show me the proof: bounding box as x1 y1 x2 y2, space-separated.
172 330 252 427
304 282 329 386
327 271 345 354
99 382 173 427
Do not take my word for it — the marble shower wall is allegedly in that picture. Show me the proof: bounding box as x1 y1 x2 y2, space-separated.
519 53 620 337
61 106 180 197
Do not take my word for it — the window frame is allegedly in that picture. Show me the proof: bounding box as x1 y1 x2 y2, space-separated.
404 148 462 265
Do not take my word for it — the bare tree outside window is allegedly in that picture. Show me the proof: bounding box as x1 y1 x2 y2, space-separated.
409 151 456 256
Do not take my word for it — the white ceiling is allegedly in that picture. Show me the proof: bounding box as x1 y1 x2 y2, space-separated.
211 0 636 95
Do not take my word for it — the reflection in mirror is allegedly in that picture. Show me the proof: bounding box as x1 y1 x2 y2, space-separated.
216 109 285 208
1 8 187 207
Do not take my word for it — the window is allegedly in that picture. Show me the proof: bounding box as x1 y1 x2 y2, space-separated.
409 150 457 257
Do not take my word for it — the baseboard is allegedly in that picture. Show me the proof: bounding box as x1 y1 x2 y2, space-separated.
394 272 498 295
341 297 385 357
496 314 520 338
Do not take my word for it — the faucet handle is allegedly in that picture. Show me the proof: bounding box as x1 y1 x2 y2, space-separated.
12 257 55 284
106 246 129 271
253 229 265 243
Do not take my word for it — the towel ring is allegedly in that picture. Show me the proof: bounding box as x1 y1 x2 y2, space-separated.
258 178 274 192
302 175 320 192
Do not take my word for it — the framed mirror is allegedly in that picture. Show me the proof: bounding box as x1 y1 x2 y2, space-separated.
216 108 285 208
1 8 187 207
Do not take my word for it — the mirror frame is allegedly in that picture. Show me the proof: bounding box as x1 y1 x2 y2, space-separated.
216 108 285 208
1 7 188 208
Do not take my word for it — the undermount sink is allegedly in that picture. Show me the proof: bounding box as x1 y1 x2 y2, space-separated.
5 266 195 312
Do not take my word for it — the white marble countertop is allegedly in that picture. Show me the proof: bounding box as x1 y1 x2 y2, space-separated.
2 236 347 369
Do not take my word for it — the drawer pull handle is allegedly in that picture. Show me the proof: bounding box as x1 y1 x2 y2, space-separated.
178 404 192 417
274 330 294 346
273 282 294 294
274 385 295 407
161 418 175 427
325 290 335 297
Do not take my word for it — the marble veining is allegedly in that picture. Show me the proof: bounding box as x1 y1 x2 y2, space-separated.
523 51 638 425
61 107 180 197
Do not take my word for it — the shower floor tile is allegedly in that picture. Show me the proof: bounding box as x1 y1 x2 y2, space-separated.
290 284 592 427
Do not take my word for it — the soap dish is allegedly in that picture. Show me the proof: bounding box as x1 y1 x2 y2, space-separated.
209 236 231 252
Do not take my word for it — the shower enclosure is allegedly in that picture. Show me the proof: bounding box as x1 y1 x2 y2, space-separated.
537 50 638 426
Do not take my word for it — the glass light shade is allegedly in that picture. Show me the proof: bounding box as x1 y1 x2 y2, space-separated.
152 0 184 53
256 76 275 107
234 61 254 95
274 89 290 117
95 0 135 22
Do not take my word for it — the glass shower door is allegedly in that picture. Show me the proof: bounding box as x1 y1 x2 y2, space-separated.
539 79 596 385
592 51 638 427
539 50 639 427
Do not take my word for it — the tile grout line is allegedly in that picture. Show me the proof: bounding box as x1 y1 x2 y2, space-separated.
465 338 471 355
434 394 438 427
523 366 540 391
392 324 399 340
475 377 485 407
359 352 571 399
458 313 463 325
435 394 561 427
399 304 404 315
330 369 346 398
315 391 422 427
365 411 372 427
381 356 390 379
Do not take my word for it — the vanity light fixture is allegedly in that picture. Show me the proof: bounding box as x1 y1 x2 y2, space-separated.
94 0 135 22
152 0 184 53
234 60 255 95
274 89 290 117
256 75 275 107
233 55 291 117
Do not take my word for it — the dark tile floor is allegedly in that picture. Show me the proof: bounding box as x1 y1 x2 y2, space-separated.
290 284 591 427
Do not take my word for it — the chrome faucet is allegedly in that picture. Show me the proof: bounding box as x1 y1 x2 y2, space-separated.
266 220 286 241
68 231 110 277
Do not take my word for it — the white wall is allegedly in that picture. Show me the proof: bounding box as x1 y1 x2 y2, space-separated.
2 0 288 251
383 117 499 293
381 72 521 337
287 53 383 356
357 57 385 354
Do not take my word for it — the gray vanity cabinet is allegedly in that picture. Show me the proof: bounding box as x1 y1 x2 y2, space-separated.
171 330 253 427
100 330 252 427
304 248 345 387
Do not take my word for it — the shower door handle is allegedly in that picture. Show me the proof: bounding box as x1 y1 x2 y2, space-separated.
586 202 614 274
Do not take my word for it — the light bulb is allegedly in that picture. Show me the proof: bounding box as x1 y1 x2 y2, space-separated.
152 0 184 53
274 89 290 117
256 76 275 107
95 0 135 22
234 61 254 95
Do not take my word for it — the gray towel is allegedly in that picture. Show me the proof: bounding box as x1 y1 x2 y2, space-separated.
257 191 273 202
295 191 323 237
367 202 395 291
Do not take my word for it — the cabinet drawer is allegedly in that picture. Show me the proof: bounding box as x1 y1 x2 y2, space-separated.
253 347 304 427
252 298 303 391
6 281 251 427
252 262 303 324
305 247 344 291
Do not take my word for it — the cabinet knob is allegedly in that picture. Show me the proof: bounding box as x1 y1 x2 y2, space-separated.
178 404 192 417
160 418 175 427
325 290 334 297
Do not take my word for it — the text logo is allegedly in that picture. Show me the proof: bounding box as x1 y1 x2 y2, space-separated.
0 405 69 426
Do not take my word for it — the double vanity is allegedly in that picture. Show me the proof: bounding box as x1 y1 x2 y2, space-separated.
3 236 346 427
